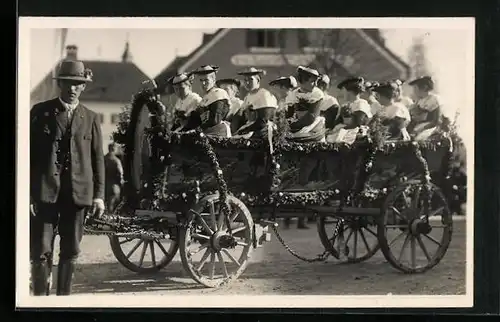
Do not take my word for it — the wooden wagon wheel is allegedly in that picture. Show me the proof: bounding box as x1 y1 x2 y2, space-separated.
179 193 254 288
317 214 380 263
110 102 179 273
109 233 179 274
377 181 453 273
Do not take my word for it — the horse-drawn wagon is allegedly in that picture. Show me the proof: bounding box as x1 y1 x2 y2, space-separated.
83 88 463 288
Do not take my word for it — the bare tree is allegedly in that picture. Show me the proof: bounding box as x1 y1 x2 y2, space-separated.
299 29 360 80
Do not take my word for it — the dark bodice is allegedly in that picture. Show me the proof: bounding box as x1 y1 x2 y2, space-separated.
183 99 230 132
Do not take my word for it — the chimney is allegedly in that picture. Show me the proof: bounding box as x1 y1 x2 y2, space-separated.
65 45 78 60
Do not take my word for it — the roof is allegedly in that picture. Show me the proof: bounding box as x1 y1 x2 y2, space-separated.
154 28 411 92
359 29 411 78
154 30 226 94
31 60 151 103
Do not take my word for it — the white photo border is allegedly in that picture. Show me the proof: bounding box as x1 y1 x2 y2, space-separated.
17 17 475 309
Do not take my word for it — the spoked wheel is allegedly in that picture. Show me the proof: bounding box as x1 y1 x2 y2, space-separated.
378 181 453 273
317 215 379 263
109 232 179 274
179 193 254 288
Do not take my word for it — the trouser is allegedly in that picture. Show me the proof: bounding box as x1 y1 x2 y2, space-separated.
30 194 86 296
105 182 121 214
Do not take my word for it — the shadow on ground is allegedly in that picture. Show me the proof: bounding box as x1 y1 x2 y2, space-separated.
45 221 466 295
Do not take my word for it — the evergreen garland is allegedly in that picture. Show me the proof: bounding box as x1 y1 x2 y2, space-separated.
112 89 465 213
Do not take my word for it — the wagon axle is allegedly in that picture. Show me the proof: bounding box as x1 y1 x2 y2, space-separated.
211 231 238 251
410 219 432 236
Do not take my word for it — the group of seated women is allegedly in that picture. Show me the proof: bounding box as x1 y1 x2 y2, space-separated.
166 63 444 145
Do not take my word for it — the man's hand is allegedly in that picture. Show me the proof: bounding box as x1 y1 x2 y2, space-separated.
91 198 106 218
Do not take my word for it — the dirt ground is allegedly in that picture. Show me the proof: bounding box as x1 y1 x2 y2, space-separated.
47 220 466 296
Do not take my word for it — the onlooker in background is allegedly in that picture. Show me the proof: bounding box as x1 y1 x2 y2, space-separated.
105 142 124 214
216 78 245 133
30 60 105 296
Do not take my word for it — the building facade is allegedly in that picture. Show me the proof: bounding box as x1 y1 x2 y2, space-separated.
155 29 411 104
30 43 150 151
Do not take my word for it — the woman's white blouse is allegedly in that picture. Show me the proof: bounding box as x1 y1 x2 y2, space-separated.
318 94 339 111
350 98 373 118
396 96 414 110
377 102 411 121
414 93 441 112
173 92 202 116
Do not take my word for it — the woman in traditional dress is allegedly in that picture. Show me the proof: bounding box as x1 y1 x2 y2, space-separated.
284 66 327 230
393 79 414 109
407 76 442 140
286 66 327 143
371 82 412 141
362 80 383 116
169 72 202 132
325 77 372 143
183 65 232 137
236 67 275 131
232 89 278 139
316 74 341 130
268 76 298 115
216 78 245 133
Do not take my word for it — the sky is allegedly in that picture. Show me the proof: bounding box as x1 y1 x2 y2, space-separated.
28 27 473 137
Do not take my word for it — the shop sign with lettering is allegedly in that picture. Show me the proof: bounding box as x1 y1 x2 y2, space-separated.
231 53 357 73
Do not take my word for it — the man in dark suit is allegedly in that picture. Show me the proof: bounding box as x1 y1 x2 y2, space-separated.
30 60 105 296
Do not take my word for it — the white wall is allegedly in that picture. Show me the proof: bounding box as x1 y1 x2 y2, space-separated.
82 100 124 153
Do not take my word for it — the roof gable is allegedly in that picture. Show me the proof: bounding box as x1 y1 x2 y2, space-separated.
154 28 410 92
31 60 151 104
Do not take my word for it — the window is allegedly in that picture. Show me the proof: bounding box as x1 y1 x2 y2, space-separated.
246 29 281 48
111 113 121 124
97 113 104 124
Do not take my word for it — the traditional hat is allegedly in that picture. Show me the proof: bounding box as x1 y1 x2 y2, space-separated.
237 67 266 76
216 78 241 88
250 89 278 110
53 60 93 82
318 74 330 85
408 76 434 89
372 82 399 98
297 66 320 78
392 78 405 86
337 77 365 91
269 76 298 89
191 65 219 75
364 81 380 90
169 72 193 85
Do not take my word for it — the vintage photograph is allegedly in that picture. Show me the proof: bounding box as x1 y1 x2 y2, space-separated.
18 18 474 308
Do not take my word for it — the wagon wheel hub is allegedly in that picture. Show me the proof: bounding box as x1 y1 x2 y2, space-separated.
409 218 432 236
210 231 237 252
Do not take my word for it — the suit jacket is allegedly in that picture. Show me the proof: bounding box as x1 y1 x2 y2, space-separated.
30 98 105 206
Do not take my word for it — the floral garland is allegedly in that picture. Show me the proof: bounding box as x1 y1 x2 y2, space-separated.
112 89 464 216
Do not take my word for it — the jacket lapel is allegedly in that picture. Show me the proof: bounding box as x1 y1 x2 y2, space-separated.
54 99 69 135
70 104 84 134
